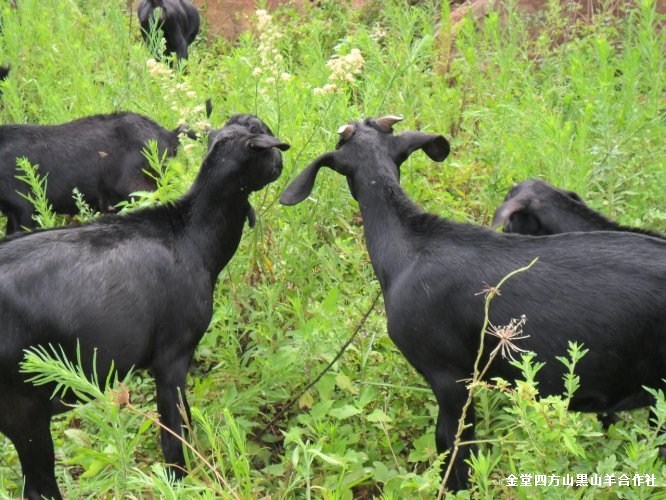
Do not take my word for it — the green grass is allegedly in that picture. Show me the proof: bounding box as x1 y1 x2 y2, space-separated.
0 0 665 497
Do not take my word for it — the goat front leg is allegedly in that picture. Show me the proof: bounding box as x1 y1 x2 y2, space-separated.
435 382 477 492
0 391 61 500
153 358 192 479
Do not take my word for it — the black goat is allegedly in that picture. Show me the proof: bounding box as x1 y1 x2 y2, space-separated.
0 116 289 499
138 0 200 62
492 178 665 431
280 116 666 491
491 178 664 238
0 112 194 235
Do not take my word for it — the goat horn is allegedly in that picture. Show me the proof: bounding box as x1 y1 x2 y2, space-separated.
337 124 354 141
376 115 404 131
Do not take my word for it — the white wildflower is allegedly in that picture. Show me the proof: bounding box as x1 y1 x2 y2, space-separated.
256 9 270 32
487 315 531 361
315 48 364 95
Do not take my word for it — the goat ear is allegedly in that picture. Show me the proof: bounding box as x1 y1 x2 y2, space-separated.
248 135 290 151
397 131 450 162
280 151 337 206
490 198 527 230
564 189 584 203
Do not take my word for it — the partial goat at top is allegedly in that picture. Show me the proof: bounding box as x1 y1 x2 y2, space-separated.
280 116 666 492
491 178 664 238
138 0 200 62
0 115 289 500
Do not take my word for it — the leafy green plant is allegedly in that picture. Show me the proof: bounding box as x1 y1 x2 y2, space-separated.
20 345 143 497
14 157 59 230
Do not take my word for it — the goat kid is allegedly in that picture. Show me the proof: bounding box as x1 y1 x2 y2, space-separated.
138 0 200 62
491 178 664 238
0 116 288 500
280 116 666 491
0 112 195 235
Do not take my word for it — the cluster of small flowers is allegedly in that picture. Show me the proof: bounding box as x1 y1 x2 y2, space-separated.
313 48 365 95
145 58 210 142
146 58 172 78
252 9 291 85
370 23 387 42
506 472 656 488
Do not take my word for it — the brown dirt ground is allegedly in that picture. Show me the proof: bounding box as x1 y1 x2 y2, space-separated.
194 0 665 41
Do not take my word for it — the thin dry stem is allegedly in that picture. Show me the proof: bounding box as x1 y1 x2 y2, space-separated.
121 395 240 500
436 258 537 499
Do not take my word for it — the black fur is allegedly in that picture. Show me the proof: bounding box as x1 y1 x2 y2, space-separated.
0 116 289 499
280 117 666 491
0 112 187 235
492 178 664 238
138 0 200 62
493 178 665 432
207 113 275 153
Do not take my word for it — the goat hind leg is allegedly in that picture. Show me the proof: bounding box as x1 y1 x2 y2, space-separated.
154 358 192 479
435 384 477 492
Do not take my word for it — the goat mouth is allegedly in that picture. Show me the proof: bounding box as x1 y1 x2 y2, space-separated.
269 164 283 182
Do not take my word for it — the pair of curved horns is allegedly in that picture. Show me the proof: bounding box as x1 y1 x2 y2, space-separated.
336 115 404 141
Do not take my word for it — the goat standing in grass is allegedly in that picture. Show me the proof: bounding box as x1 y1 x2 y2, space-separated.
138 0 200 62
0 116 289 500
0 112 197 235
492 178 665 433
280 116 665 491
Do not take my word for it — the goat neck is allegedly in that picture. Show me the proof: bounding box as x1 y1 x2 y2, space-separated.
181 125 287 279
354 164 425 292
181 175 249 279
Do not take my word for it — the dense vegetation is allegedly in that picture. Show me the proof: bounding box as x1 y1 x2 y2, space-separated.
0 0 664 497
